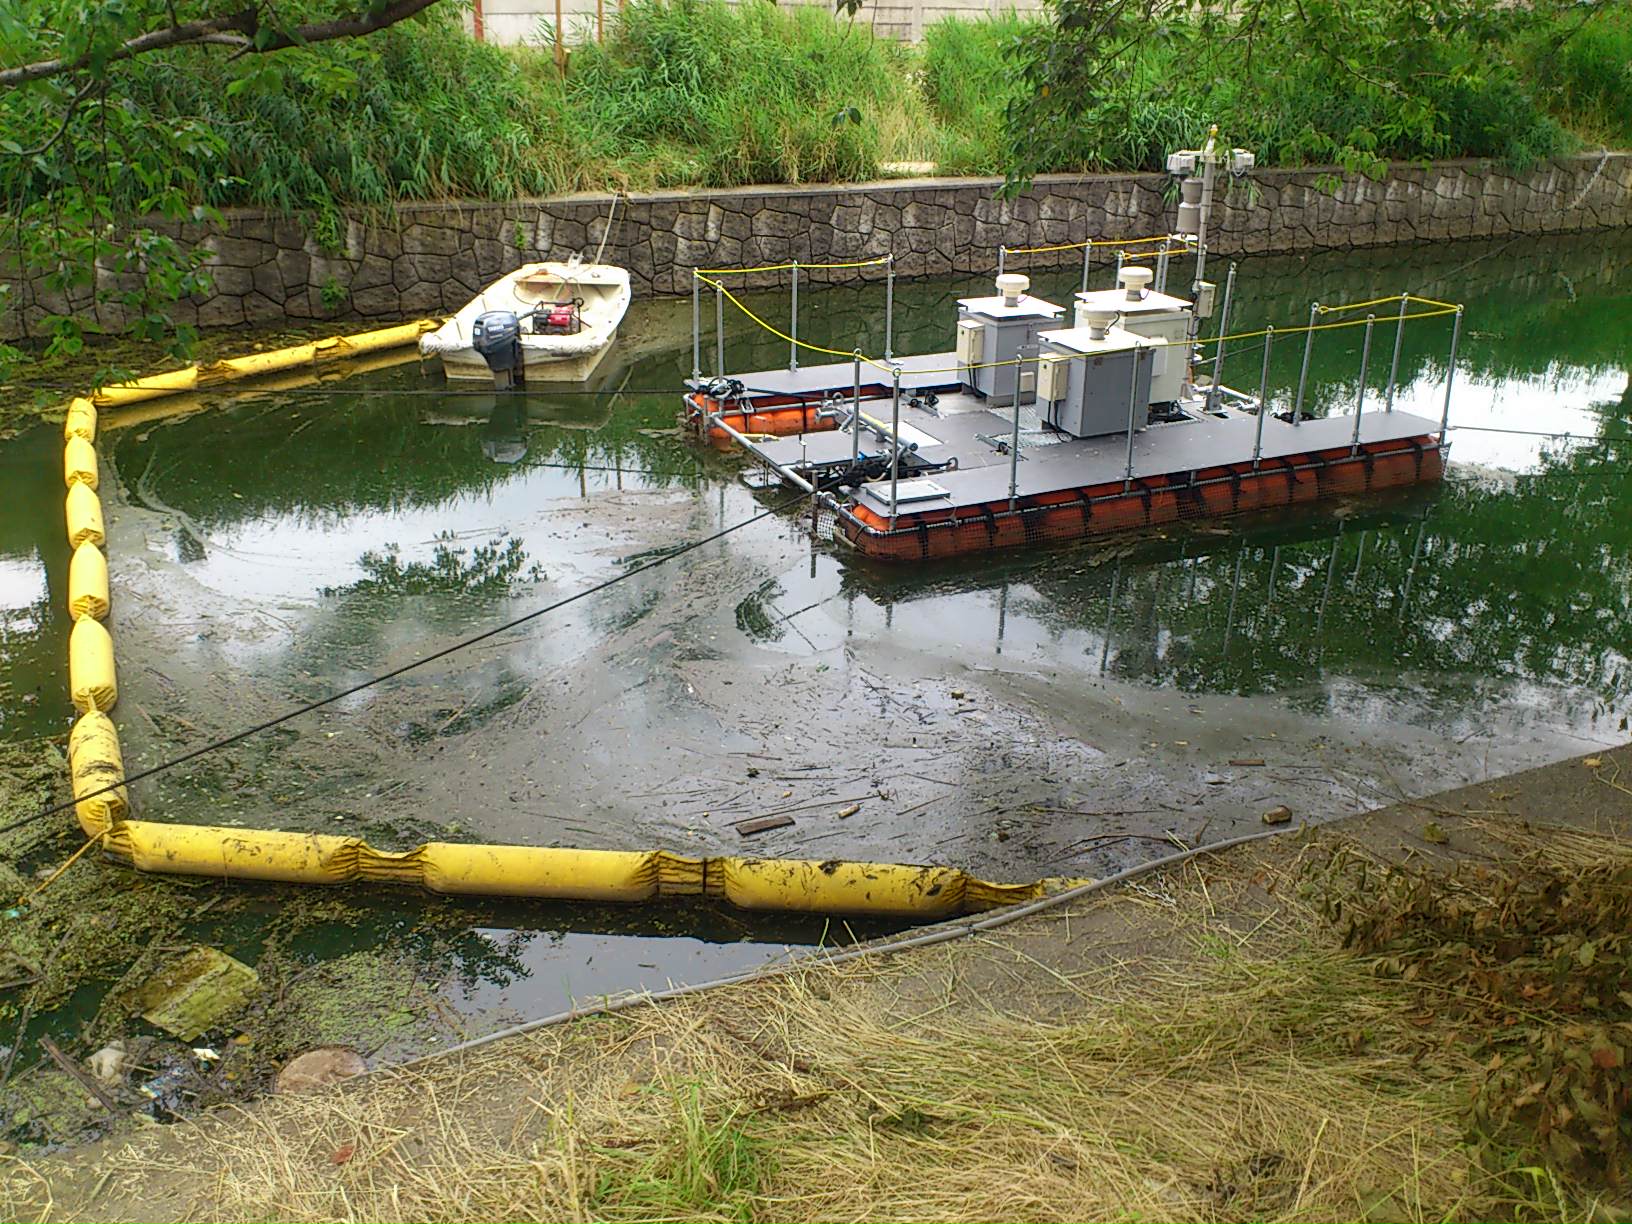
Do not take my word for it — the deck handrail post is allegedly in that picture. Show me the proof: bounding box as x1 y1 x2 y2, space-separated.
851 351 863 470
1292 301 1318 425
1384 291 1408 411
884 254 896 360
1080 241 1092 295
789 260 799 373
1155 241 1169 295
889 364 903 523
691 270 701 381
1123 345 1143 493
1439 306 1463 447
1351 313 1375 455
1009 347 1031 507
1252 324 1273 468
997 245 1006 276
1206 261 1237 413
715 282 725 376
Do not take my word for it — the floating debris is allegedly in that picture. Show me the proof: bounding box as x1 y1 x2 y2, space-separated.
1262 805 1293 826
275 1046 367 1095
132 946 260 1040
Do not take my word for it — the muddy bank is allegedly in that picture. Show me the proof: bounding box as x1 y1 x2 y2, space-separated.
7 744 1629 1223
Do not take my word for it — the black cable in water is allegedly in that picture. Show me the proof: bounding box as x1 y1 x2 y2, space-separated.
27 486 818 827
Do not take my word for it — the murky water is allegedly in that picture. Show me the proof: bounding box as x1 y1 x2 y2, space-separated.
2 232 1629 1078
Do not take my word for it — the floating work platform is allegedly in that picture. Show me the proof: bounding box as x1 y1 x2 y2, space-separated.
683 134 1463 562
686 371 1447 561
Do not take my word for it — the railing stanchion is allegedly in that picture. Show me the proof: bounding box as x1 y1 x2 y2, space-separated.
889 365 903 522
1384 291 1408 411
1292 302 1319 425
1009 349 1031 507
690 270 701 381
1080 241 1092 295
789 260 799 373
1123 345 1143 493
1439 306 1463 447
851 351 863 471
884 254 895 360
1252 324 1273 469
714 282 725 376
1206 261 1237 413
1350 313 1375 455
997 245 1006 276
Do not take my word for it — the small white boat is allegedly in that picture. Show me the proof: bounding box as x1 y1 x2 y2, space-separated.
421 258 632 383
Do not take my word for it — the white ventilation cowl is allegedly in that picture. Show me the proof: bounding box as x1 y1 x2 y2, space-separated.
1082 309 1118 340
995 273 1030 307
1119 266 1154 301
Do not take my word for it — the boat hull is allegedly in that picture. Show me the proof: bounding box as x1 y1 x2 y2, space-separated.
434 329 620 384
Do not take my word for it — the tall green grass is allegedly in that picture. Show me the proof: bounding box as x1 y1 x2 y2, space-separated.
2 0 1626 227
1529 15 1632 146
918 15 1027 173
563 1 933 186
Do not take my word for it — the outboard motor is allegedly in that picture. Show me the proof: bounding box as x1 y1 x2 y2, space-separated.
472 309 523 390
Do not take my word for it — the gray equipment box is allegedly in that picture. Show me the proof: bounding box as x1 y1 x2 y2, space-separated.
955 292 1062 404
1037 324 1155 439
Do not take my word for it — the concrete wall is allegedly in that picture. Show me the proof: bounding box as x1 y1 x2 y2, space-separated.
8 154 1630 338
469 0 1038 46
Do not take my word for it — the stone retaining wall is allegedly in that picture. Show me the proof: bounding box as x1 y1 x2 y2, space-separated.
8 153 1630 337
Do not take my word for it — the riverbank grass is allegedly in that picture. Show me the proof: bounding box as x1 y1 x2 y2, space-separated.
13 812 1627 1222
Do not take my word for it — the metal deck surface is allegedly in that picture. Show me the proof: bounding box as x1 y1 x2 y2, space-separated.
846 408 1440 515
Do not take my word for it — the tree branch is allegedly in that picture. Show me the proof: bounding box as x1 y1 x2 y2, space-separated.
0 0 444 89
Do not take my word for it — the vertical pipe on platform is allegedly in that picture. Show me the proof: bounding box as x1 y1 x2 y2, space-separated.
1114 249 1125 285
851 352 863 471
1008 350 1026 507
1206 262 1237 413
1155 241 1170 295
1350 314 1375 455
714 283 725 377
889 365 902 522
1439 306 1463 446
789 261 800 373
997 246 1007 276
1252 325 1274 469
1384 291 1408 411
690 271 701 381
1122 347 1142 494
884 254 896 360
1292 302 1319 425
1080 241 1092 295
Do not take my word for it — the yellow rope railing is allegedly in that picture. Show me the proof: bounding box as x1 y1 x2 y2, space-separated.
1004 234 1188 257
695 256 893 276
694 272 1462 380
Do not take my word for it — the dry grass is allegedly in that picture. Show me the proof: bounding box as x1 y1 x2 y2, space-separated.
12 831 1604 1224
10 810 1632 1222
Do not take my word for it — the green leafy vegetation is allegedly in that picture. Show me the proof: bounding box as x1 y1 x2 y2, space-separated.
3 0 1629 372
1004 0 1632 184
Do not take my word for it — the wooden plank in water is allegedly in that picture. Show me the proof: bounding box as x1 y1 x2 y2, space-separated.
734 814 796 837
